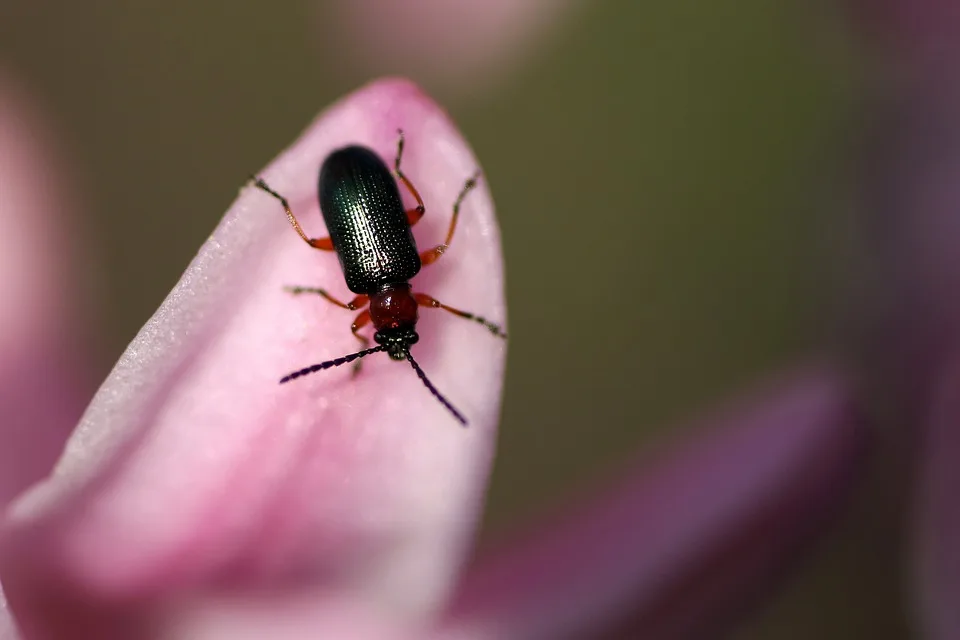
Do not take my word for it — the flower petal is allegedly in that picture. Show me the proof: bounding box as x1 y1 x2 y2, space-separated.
438 366 866 639
0 78 506 636
317 0 582 95
0 73 93 508
157 593 423 640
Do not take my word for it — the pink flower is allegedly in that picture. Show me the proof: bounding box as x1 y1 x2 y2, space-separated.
0 77 866 639
315 0 584 97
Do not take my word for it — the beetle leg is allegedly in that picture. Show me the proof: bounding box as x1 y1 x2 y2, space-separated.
394 129 426 226
284 287 368 311
350 309 372 376
285 288 373 376
419 170 481 266
249 176 335 250
413 293 506 338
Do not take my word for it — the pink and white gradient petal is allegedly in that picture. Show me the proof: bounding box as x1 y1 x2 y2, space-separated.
158 593 424 640
0 78 507 638
319 0 583 94
0 74 92 510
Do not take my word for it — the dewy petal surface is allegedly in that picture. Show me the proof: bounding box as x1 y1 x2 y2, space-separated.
0 74 92 508
439 366 866 640
0 78 506 637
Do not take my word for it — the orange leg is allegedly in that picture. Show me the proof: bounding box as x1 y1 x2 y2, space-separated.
350 309 372 375
394 129 426 226
419 170 481 267
285 287 368 311
249 176 334 250
414 293 506 338
285 287 370 375
286 287 372 374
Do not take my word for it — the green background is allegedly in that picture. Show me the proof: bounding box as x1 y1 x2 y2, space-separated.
1 1 910 637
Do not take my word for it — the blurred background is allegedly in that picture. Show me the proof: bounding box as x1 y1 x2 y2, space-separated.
1 1 908 637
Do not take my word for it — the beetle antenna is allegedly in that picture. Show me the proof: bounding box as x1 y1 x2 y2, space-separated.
280 345 386 383
405 352 468 426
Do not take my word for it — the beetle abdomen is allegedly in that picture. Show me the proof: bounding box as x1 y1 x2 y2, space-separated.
319 146 421 293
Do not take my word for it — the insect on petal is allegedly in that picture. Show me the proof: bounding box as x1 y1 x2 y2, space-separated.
0 78 507 637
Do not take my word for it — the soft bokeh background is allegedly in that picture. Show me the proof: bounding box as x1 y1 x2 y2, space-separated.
1 1 908 637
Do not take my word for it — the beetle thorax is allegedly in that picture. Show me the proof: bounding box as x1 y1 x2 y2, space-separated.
370 283 420 360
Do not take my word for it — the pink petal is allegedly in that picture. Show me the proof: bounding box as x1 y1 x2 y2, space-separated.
438 366 866 639
0 584 15 640
317 0 582 95
157 593 423 640
0 73 94 507
0 78 506 637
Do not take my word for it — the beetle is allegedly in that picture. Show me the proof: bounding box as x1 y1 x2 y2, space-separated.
250 130 506 426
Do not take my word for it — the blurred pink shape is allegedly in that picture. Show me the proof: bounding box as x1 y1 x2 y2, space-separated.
846 3 960 636
916 358 960 639
439 367 864 639
0 79 866 638
318 0 582 95
0 74 92 509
